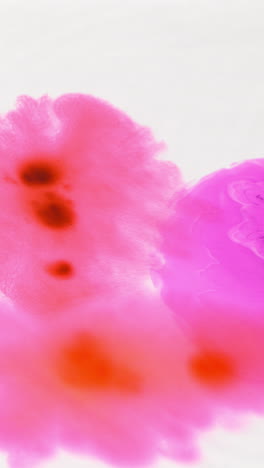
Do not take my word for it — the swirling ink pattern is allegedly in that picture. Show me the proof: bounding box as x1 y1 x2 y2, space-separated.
0 94 264 468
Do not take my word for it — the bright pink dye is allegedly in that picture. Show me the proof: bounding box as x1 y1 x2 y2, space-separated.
0 94 263 468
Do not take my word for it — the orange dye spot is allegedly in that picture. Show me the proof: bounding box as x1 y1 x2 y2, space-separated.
57 333 140 393
189 349 235 388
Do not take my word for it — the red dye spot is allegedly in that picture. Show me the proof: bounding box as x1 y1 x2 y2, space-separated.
57 333 139 393
46 260 73 278
189 350 235 388
19 159 60 186
32 192 75 229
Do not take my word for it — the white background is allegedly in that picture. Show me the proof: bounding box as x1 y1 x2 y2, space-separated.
0 1 264 467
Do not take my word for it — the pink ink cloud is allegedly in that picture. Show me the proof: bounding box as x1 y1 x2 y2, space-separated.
1 94 264 468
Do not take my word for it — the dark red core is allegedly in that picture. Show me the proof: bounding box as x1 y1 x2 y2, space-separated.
19 159 60 186
33 193 75 229
47 260 74 278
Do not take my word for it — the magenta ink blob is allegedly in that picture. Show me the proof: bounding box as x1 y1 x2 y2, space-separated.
157 159 264 427
158 159 264 316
